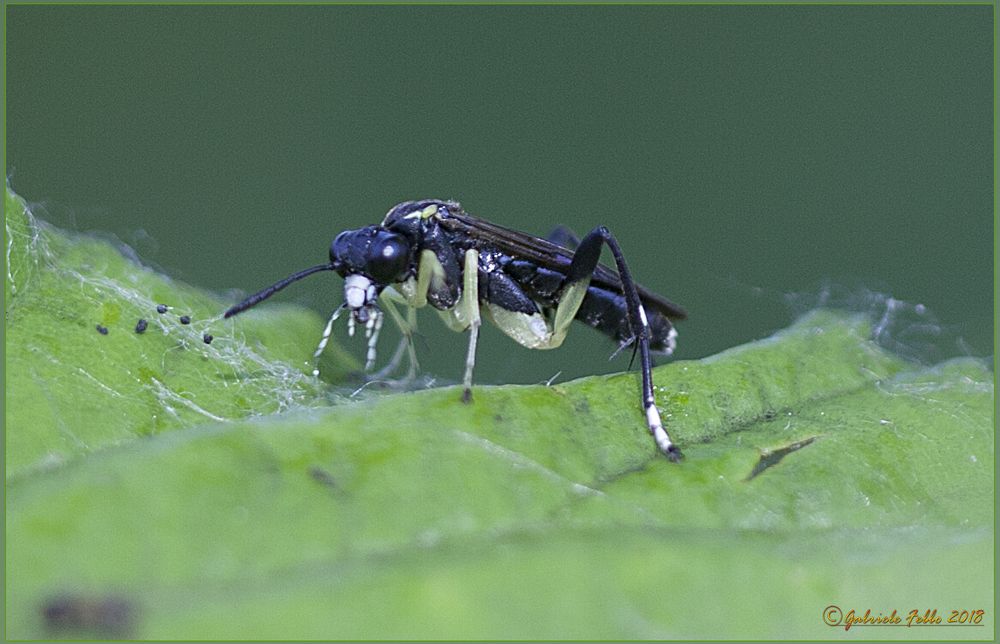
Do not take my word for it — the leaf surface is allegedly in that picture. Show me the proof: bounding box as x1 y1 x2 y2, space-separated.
5 186 993 639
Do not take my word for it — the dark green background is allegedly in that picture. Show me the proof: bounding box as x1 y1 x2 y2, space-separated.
6 5 994 384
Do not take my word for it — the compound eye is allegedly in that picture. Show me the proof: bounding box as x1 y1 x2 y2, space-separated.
367 233 410 283
330 231 351 265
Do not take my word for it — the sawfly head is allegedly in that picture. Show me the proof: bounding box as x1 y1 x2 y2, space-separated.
329 226 412 285
329 225 413 325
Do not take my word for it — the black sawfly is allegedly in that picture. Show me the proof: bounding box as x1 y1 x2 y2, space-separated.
224 200 687 461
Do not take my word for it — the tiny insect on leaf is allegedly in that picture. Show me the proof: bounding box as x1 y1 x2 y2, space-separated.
223 200 686 460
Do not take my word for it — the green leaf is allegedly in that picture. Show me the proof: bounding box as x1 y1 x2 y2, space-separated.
5 185 356 479
5 185 993 639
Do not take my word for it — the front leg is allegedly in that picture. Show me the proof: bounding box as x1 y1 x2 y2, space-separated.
368 296 419 384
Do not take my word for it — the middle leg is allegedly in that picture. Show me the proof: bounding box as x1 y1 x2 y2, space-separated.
453 248 482 403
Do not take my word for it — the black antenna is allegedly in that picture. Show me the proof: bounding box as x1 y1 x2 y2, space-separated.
224 263 336 318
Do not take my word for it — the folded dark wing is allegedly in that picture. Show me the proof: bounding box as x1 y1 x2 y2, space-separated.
438 209 687 320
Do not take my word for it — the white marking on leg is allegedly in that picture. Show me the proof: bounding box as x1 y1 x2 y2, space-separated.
463 318 480 392
312 306 344 377
365 310 384 371
645 403 675 454
638 304 649 328
347 315 355 337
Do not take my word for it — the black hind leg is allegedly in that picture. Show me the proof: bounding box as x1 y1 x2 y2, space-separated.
566 227 682 462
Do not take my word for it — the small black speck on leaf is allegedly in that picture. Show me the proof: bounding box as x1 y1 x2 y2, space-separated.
95 324 108 335
309 466 337 489
156 304 168 314
179 315 191 325
203 334 213 344
135 319 148 334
